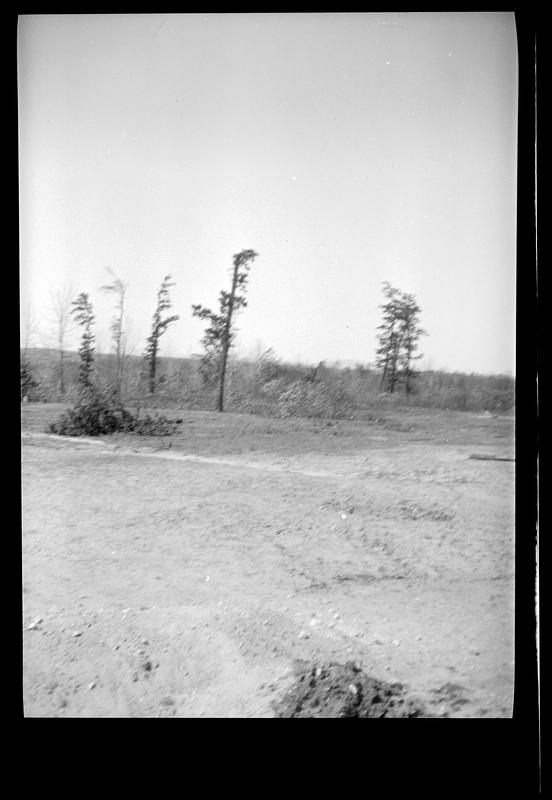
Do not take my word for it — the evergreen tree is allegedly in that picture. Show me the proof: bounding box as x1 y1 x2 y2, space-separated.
192 249 258 412
375 282 426 394
397 291 426 394
71 292 95 390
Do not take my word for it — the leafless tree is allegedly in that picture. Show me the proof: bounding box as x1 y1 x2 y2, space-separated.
144 275 179 395
100 268 128 398
20 306 41 401
49 284 74 396
21 304 40 354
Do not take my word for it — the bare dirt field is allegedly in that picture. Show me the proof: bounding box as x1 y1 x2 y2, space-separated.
21 402 515 717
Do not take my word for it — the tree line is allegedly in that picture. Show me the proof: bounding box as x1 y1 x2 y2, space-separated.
22 249 427 411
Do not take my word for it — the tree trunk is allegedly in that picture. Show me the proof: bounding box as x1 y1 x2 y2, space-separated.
149 339 158 395
380 357 388 392
116 294 125 399
217 265 240 413
403 342 414 395
115 345 123 400
59 349 65 396
58 329 66 395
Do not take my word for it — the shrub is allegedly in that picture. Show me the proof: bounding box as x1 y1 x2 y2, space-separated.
48 388 137 436
133 414 180 437
21 359 41 402
277 379 355 420
48 386 183 437
258 348 285 383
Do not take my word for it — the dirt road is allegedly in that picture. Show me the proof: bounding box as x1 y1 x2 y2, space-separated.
21 404 515 717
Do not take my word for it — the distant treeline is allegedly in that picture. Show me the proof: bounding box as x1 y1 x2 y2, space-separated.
21 347 515 418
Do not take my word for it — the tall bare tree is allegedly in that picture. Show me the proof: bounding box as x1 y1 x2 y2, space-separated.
49 284 74 396
20 307 40 401
192 249 258 412
100 268 127 398
21 305 40 354
144 275 179 395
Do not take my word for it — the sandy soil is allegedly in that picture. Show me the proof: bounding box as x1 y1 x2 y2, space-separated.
21 403 515 717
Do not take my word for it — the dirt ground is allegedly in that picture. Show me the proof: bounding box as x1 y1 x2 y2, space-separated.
21 403 515 718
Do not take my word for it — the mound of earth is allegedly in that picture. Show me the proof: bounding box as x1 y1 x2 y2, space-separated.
273 661 430 718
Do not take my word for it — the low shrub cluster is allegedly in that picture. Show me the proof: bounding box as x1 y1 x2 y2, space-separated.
48 388 181 437
277 378 355 420
20 359 41 402
48 390 137 436
133 414 181 437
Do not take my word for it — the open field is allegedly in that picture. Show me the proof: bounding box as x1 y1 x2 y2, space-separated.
22 403 515 717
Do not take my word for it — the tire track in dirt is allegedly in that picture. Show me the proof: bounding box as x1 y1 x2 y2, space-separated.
22 432 334 478
22 413 515 717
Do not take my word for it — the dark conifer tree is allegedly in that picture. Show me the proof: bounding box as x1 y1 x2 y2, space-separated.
192 249 258 412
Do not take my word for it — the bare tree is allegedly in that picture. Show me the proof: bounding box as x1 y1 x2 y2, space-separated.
20 305 40 355
144 275 179 395
49 284 74 396
100 268 127 398
20 307 40 402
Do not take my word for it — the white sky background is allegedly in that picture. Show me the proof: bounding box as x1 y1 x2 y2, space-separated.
18 12 518 374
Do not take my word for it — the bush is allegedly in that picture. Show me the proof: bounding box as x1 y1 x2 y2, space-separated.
258 348 285 383
21 359 41 402
48 386 182 437
133 414 180 437
48 388 137 436
277 379 355 420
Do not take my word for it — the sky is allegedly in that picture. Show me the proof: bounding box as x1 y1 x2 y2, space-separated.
18 12 518 374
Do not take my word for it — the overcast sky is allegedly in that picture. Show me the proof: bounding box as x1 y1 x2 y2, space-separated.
18 12 518 374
